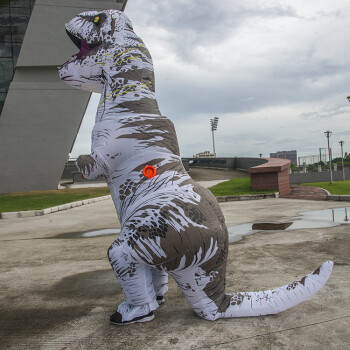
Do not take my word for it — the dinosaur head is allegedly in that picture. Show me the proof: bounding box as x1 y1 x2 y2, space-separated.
58 10 135 93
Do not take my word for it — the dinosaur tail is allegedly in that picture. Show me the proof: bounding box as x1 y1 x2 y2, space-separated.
221 261 333 318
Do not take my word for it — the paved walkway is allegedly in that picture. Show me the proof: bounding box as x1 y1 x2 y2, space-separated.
282 185 328 200
1 196 349 350
188 167 249 181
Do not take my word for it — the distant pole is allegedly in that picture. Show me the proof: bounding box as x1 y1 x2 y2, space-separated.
210 117 219 157
339 140 345 181
324 130 333 184
212 129 216 157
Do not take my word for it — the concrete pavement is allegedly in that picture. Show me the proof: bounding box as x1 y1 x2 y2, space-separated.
1 196 349 350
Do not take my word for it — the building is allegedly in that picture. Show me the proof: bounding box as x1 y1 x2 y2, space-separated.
193 151 215 158
270 150 297 166
0 1 36 114
0 0 128 193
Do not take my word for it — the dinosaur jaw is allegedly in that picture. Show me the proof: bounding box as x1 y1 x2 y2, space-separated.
66 30 101 60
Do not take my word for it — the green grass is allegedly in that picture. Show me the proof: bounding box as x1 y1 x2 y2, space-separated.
208 177 275 197
300 180 350 195
0 187 110 212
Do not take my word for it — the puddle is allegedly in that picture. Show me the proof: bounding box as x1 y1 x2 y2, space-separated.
52 228 120 239
82 228 121 237
54 207 349 243
288 207 349 230
228 207 350 243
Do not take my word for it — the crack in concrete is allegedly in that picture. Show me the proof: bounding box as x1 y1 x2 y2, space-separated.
192 314 350 349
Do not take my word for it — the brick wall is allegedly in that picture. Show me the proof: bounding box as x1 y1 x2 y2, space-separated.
250 158 291 196
278 168 291 196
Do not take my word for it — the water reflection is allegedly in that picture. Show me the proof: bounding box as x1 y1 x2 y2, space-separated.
82 228 121 237
289 207 350 230
252 222 293 230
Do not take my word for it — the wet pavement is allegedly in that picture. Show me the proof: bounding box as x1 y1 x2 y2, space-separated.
0 177 349 349
227 206 350 242
61 207 350 244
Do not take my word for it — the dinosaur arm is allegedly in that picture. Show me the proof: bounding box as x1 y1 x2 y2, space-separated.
75 153 107 180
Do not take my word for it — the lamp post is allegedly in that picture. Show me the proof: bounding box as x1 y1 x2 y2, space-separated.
339 140 345 181
324 130 333 184
210 117 219 157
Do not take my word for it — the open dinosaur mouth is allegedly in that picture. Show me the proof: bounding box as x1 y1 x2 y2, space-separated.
66 30 101 59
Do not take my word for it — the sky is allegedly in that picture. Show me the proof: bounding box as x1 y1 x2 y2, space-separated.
70 0 350 162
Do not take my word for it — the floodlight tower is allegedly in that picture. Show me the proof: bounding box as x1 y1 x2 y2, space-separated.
210 117 219 157
339 140 345 181
324 130 333 184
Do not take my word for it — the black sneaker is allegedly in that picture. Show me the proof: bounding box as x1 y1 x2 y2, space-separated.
156 295 165 305
110 302 155 325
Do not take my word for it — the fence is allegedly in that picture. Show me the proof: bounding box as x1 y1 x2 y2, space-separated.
298 148 344 166
290 169 350 184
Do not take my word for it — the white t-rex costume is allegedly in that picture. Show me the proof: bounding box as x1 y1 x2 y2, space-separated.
58 10 333 325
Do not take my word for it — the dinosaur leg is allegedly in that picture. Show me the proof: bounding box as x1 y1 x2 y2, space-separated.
167 238 230 321
169 263 228 321
107 240 159 311
151 267 168 300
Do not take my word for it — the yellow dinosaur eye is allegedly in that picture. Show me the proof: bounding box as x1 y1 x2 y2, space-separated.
94 16 99 23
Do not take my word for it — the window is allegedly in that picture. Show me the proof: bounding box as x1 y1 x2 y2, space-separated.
0 0 35 115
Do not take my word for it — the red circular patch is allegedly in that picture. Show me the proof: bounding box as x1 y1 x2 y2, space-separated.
142 165 157 178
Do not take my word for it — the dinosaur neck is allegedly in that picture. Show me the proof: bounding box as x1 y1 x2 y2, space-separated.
95 45 162 123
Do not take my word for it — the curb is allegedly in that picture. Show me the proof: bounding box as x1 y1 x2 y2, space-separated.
0 195 112 220
327 194 350 201
216 192 279 203
317 188 350 202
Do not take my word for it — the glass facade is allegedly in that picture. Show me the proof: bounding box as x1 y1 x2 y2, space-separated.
0 0 35 114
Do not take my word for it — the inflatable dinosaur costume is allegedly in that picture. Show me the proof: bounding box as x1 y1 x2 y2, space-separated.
58 10 333 325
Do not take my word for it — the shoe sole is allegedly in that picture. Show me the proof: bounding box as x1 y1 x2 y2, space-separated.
157 298 165 305
110 313 155 326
